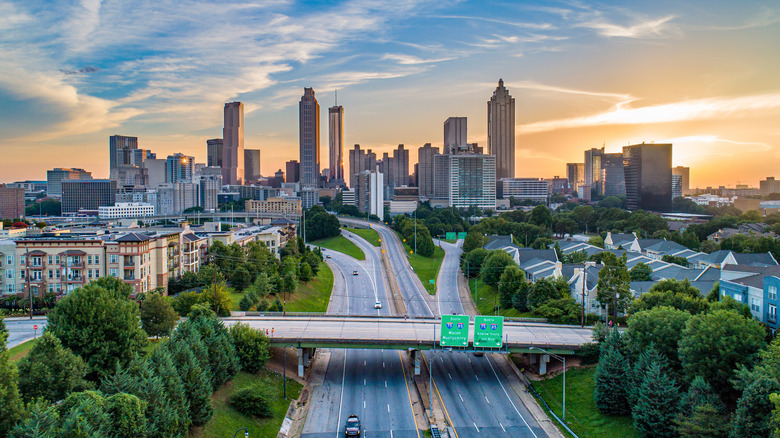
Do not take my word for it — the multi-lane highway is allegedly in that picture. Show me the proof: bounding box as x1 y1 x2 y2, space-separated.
301 231 421 438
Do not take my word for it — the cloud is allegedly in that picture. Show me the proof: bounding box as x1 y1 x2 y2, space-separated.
579 14 677 38
518 92 780 134
382 53 455 65
60 66 99 75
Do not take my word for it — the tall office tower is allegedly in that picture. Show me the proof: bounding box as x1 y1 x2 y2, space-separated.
222 102 244 185
393 144 410 188
61 180 117 214
623 143 673 212
299 88 320 187
0 185 25 219
285 160 300 183
566 163 584 194
673 166 690 195
244 149 261 183
46 168 92 198
418 143 440 197
355 170 384 221
348 144 377 189
109 135 138 176
601 153 626 196
198 174 222 211
433 154 496 209
583 147 605 193
165 153 194 183
329 105 344 182
487 79 515 179
143 159 167 188
672 174 683 200
207 139 223 168
444 117 467 154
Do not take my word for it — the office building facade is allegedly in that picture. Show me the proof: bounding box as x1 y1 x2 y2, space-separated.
207 138 223 168
109 135 138 177
601 153 626 197
673 166 690 195
285 160 300 183
0 186 25 219
498 178 549 203
434 154 496 209
566 163 584 194
348 144 377 189
329 105 344 182
222 102 244 185
418 143 439 198
166 153 194 183
761 177 780 197
47 168 92 198
623 143 673 212
672 174 683 200
487 79 515 179
583 147 604 192
299 88 320 187
444 117 467 154
355 170 384 221
62 180 117 214
244 149 261 183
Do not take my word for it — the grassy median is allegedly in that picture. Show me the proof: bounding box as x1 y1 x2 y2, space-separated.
310 235 365 261
345 227 381 247
8 337 40 363
285 262 334 313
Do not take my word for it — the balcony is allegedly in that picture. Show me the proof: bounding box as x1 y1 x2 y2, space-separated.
123 274 136 281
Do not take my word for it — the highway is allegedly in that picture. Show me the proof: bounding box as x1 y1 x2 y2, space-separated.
300 231 421 438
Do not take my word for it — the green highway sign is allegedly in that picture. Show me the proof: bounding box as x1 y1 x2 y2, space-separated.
457 232 467 239
474 316 504 348
445 232 457 240
440 315 469 347
429 279 435 284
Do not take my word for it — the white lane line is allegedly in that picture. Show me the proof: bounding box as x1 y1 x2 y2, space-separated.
473 422 480 432
486 355 539 438
485 395 490 404
335 351 347 438
458 393 464 402
363 379 366 386
387 404 390 413
475 375 479 381
364 360 366 366
363 400 366 409
383 361 386 368
385 380 387 388
448 373 452 380
500 422 506 432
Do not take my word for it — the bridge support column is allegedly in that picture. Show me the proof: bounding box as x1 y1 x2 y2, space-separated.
529 353 538 367
413 350 421 375
539 354 550 375
298 352 305 378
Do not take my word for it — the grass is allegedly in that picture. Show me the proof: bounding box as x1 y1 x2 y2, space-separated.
229 292 243 311
345 227 381 247
396 232 445 295
467 278 535 318
190 369 302 438
285 262 334 313
311 235 365 260
533 366 639 438
8 337 39 363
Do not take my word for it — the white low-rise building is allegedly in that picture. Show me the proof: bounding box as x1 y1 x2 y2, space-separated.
99 202 155 219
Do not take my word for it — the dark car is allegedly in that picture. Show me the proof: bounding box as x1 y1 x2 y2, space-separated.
345 415 361 437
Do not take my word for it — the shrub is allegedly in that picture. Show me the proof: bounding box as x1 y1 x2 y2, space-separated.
230 383 274 418
229 322 271 374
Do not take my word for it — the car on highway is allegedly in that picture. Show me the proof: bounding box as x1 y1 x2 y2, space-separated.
374 301 382 309
353 270 358 275
345 415 361 437
326 255 332 258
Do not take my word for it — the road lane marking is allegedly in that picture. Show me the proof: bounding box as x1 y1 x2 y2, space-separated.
458 393 464 402
336 351 347 438
448 373 452 380
500 422 506 432
387 404 390 413
364 400 366 409
383 361 386 368
397 351 421 438
473 422 480 432
385 380 387 388
485 395 490 404
475 375 479 381
364 379 366 386
485 355 538 438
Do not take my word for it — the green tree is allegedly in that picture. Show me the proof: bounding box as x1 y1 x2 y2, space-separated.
196 263 226 287
9 398 60 437
710 295 752 319
679 309 766 399
282 271 299 293
149 347 191 435
526 278 564 310
57 390 110 436
463 231 488 253
588 235 604 248
239 294 254 311
480 250 517 287
626 306 690 369
200 283 233 317
535 297 582 324
230 266 252 291
529 205 553 228
165 337 213 426
630 289 710 315
731 376 779 437
462 248 489 277
106 392 147 438
229 322 271 374
661 254 689 267
628 344 669 408
182 316 240 390
632 362 679 438
140 293 178 339
0 344 23 434
305 208 341 241
47 283 148 380
706 282 720 302
593 331 631 415
497 266 528 311
230 382 274 418
172 290 202 316
299 262 314 282
596 253 631 319
17 332 89 403
676 403 729 438
629 262 653 281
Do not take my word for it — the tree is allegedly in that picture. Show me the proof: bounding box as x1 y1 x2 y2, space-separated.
149 347 191 435
47 283 148 380
661 254 689 267
463 231 488 253
230 382 274 418
676 403 729 438
629 262 653 281
588 235 604 248
229 322 271 374
526 278 564 310
679 309 766 399
230 266 252 291
630 289 710 315
305 208 341 241
298 262 313 282
529 205 553 228
632 362 679 438
593 332 632 415
57 390 110 435
0 344 23 434
626 306 690 369
535 297 582 324
628 344 669 408
9 398 60 437
596 253 631 319
105 392 148 438
462 248 489 277
415 226 436 257
498 266 528 311
480 250 517 287
181 316 240 390
200 282 233 317
172 291 202 316
17 332 89 403
282 271 298 293
706 282 720 302
140 293 178 339
165 337 213 426
731 376 779 437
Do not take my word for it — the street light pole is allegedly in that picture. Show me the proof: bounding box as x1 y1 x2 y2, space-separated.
233 428 249 438
283 345 287 399
531 347 566 421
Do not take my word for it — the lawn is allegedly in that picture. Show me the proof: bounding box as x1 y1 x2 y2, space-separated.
345 227 381 247
532 366 639 438
8 337 40 363
286 262 333 313
310 235 365 260
468 278 535 318
190 369 302 438
396 233 445 295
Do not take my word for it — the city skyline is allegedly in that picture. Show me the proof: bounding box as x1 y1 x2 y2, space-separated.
1 1 779 187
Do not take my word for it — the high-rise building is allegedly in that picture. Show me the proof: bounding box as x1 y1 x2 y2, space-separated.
623 143 673 212
165 153 194 183
244 149 261 183
444 117 467 154
433 154 496 209
418 143 439 198
0 185 25 219
672 174 683 200
487 79 515 179
393 144 410 188
109 135 138 177
355 170 384 221
61 180 116 214
46 168 92 198
348 145 377 189
566 163 584 194
222 102 244 185
285 160 300 183
601 153 626 197
198 174 222 211
329 105 344 182
497 178 549 203
144 159 167 188
673 166 691 195
156 183 198 215
583 147 605 192
207 139 223 168
299 88 320 187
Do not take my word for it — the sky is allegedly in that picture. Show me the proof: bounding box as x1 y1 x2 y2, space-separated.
1 0 779 188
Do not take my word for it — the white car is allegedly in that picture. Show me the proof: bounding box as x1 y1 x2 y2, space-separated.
374 301 382 309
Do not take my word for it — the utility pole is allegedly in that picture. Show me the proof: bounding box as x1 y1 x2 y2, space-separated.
581 264 587 327
414 209 417 255
213 254 218 315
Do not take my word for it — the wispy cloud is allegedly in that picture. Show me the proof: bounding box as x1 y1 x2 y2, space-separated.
382 53 455 65
579 14 677 38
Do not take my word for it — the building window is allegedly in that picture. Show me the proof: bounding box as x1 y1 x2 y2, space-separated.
20 270 25 279
87 255 92 264
109 255 118 264
770 286 778 301
94 255 99 264
751 298 761 313
48 256 53 265
5 255 12 265
88 270 92 279
734 293 743 302
109 268 118 277
5 269 12 279
95 270 100 278
48 270 53 279
56 269 61 278
6 284 14 293
770 304 777 321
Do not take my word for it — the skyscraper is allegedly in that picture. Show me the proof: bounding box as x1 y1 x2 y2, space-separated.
433 153 496 209
601 153 626 196
222 102 244 185
244 149 261 183
584 147 605 193
348 145 376 189
299 88 320 187
47 168 92 198
673 166 690 195
61 180 116 214
623 143 673 212
418 143 439 198
329 105 344 182
444 117 467 154
109 135 138 177
487 79 515 179
566 163 584 194
165 153 194 183
207 139 223 168
285 160 300 183
393 144 410 187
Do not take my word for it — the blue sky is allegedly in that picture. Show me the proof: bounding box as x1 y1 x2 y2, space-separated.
1 0 779 186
